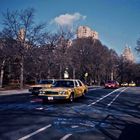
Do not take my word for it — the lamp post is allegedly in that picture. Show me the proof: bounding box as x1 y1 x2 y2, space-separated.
59 64 62 79
84 72 88 84
111 64 119 81
73 68 75 79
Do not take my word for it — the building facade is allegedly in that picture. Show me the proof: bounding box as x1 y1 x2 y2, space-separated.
18 28 25 41
77 26 98 39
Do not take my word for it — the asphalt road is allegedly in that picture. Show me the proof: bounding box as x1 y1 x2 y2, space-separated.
0 87 140 140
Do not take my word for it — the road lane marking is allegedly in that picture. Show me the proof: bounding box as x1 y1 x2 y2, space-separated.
60 134 72 140
71 125 79 128
88 88 124 106
18 124 52 140
107 87 128 107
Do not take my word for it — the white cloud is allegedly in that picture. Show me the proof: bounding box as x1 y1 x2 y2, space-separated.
51 13 86 26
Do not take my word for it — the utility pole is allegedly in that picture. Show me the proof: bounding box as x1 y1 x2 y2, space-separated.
73 68 75 79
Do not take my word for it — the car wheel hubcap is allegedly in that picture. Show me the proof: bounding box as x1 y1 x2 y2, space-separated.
70 95 73 102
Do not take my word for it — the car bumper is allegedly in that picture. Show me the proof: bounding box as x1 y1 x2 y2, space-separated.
29 89 40 95
39 95 69 100
129 85 136 87
121 85 128 87
105 86 118 88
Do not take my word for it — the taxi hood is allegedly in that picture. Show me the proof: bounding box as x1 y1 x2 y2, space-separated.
41 87 72 92
30 84 52 88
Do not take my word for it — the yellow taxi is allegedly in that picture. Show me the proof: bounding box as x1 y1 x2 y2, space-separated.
128 81 136 87
39 79 88 103
29 79 55 95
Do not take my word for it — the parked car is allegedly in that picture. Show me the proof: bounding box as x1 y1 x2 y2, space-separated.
121 82 128 87
128 81 136 87
105 80 119 88
39 79 88 103
29 79 55 95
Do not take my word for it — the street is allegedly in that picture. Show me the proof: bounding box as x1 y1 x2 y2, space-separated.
0 87 140 140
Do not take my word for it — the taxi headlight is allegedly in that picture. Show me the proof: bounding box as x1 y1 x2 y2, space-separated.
40 91 45 94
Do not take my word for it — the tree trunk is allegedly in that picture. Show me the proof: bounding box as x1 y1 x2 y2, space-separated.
73 68 75 79
97 73 101 86
0 60 5 88
47 68 50 79
0 68 4 88
59 65 62 79
20 56 24 89
111 70 114 81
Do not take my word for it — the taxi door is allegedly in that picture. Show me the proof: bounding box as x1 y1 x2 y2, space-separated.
74 80 83 97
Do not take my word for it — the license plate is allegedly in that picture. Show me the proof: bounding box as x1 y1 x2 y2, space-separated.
48 97 53 100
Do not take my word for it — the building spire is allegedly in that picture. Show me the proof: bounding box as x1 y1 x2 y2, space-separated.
122 44 135 63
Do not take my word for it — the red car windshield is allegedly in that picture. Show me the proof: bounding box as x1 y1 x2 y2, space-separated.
107 81 116 84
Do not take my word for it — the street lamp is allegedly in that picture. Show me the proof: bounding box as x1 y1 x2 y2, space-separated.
84 72 88 84
64 67 69 79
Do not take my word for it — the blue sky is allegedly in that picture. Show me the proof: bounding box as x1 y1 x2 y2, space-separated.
0 0 140 61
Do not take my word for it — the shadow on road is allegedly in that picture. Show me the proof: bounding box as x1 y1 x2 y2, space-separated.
94 89 140 140
118 123 140 140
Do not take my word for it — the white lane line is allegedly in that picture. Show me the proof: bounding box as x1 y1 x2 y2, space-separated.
107 87 128 107
88 88 124 106
60 134 72 140
18 124 52 140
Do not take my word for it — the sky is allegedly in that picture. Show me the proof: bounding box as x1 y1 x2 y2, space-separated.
0 0 140 62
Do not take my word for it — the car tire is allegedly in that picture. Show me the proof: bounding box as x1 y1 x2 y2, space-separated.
82 90 86 97
69 93 74 102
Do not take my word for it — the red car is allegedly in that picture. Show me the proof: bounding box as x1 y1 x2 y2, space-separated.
105 80 119 88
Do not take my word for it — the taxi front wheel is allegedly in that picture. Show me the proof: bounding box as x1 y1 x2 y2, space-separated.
82 90 87 97
69 93 74 102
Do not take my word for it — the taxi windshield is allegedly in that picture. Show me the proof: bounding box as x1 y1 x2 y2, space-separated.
53 80 74 88
39 80 53 84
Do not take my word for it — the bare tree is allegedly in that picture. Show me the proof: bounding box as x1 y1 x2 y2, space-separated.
0 33 16 88
136 38 140 53
53 29 74 78
117 56 138 84
68 37 120 85
2 8 46 88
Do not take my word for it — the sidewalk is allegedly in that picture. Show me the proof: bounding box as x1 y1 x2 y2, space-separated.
0 89 29 96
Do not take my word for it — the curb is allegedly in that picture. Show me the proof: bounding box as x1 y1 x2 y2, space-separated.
0 89 29 96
